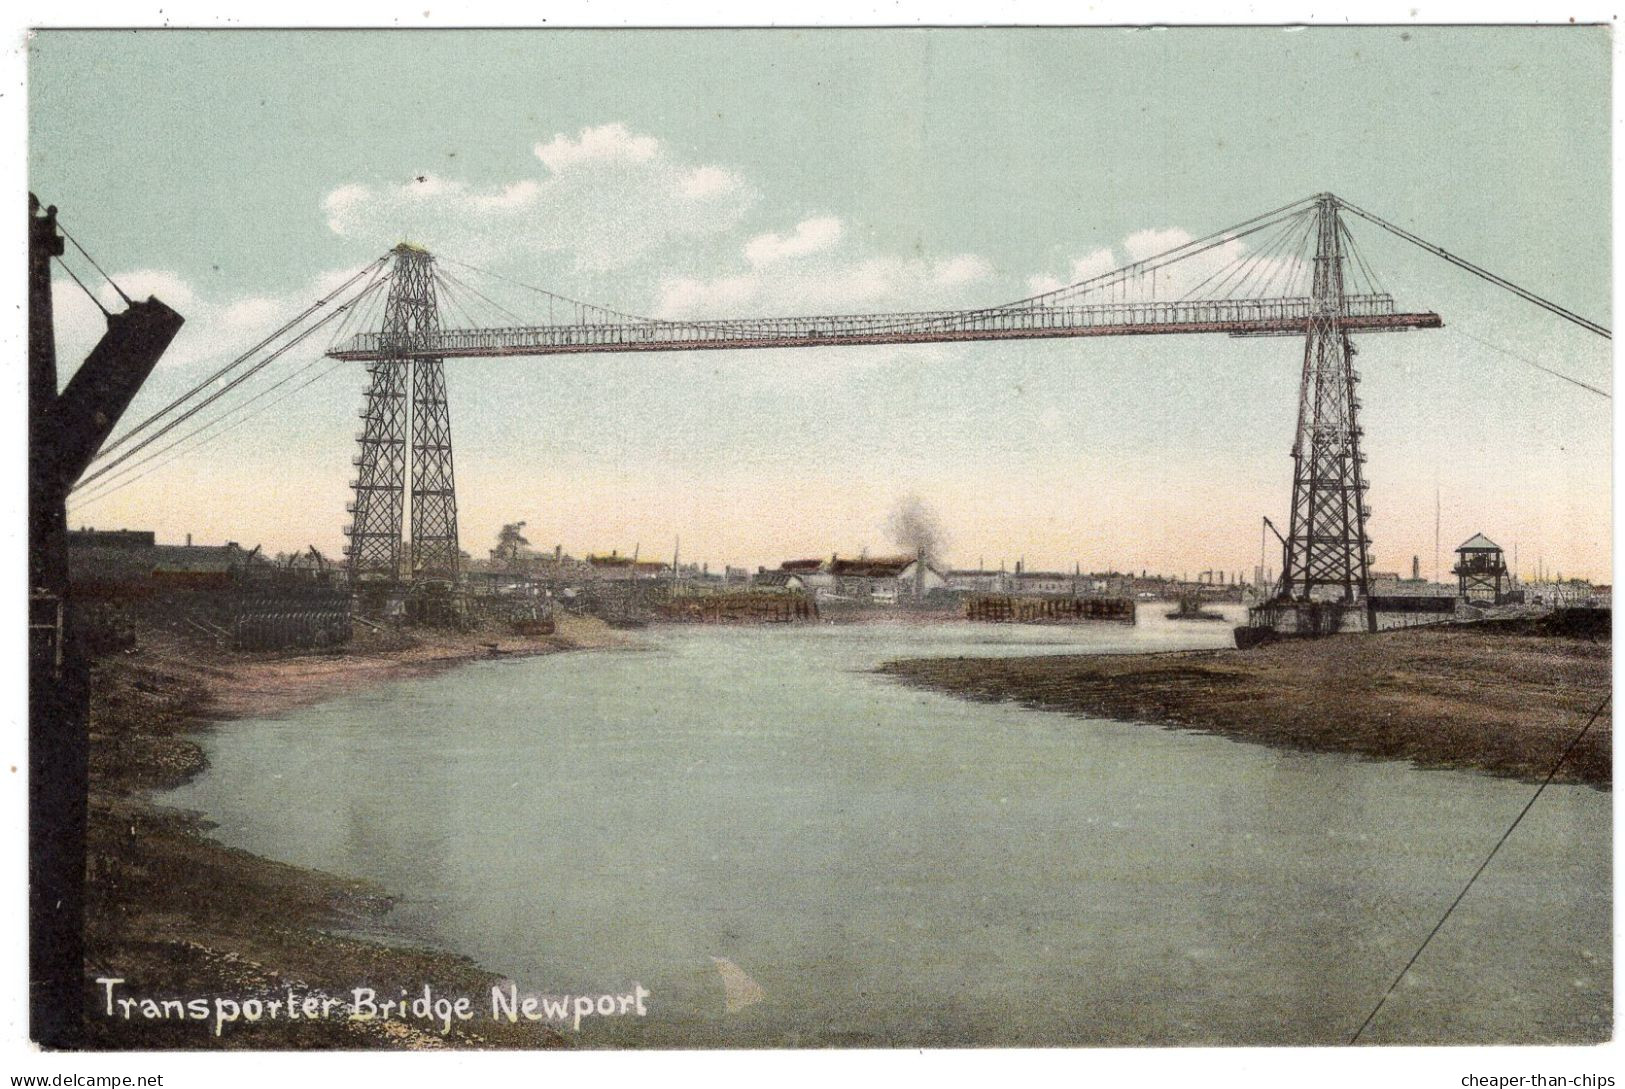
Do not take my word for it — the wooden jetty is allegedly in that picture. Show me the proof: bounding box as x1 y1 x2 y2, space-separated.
656 591 819 624
966 595 1136 625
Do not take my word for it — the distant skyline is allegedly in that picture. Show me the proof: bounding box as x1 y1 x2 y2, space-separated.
29 28 1612 579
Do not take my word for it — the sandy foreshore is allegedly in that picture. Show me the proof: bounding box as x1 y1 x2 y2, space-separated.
878 626 1611 788
85 614 634 1049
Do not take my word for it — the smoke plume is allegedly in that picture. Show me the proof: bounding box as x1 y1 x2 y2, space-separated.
887 495 948 565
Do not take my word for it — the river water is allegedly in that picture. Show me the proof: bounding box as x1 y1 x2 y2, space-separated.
161 611 1610 1047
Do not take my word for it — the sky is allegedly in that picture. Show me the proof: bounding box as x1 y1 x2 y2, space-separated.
27 27 1613 579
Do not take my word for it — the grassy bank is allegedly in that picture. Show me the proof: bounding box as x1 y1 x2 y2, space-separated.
85 615 631 1049
878 627 1611 788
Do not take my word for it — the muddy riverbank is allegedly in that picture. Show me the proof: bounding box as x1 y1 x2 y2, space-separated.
85 615 632 1049
878 626 1611 788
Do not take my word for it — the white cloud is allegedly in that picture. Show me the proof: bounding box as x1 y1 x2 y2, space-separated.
930 254 994 289
1067 248 1118 283
220 296 281 329
1026 248 1117 298
322 184 370 235
655 242 996 321
323 122 754 274
744 216 844 267
533 123 659 172
680 166 739 200
473 180 541 211
107 268 198 311
1123 228 1192 262
655 273 759 318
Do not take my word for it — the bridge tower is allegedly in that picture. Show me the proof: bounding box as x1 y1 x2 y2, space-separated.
1279 194 1374 623
345 244 460 583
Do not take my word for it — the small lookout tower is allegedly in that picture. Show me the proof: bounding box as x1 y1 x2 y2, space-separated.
1453 533 1507 604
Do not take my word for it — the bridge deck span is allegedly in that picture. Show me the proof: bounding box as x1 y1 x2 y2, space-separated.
327 294 1442 361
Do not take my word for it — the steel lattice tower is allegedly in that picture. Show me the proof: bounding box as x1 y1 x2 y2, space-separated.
410 355 459 579
344 358 408 581
1279 195 1373 618
345 244 459 583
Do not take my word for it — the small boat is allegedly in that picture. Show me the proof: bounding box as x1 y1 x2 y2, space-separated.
1166 594 1225 622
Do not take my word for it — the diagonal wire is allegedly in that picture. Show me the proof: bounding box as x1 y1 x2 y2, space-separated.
1335 197 1609 339
93 256 390 461
432 269 482 331
437 265 529 325
1454 327 1611 399
69 356 355 511
53 256 113 317
56 217 133 305
1258 212 1319 299
440 255 659 326
1184 209 1309 303
1339 217 1389 299
1350 691 1612 1044
71 275 391 507
1228 214 1304 299
1007 194 1322 311
1177 207 1303 302
73 278 385 492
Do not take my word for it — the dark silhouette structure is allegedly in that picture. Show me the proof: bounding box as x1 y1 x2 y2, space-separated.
29 194 182 1047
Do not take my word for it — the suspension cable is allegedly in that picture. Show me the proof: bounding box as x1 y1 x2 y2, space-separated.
436 265 528 326
440 255 665 326
430 270 480 330
996 193 1323 312
1258 213 1319 299
93 255 390 461
1335 197 1609 339
435 198 1320 345
73 277 386 493
52 255 113 318
1454 327 1610 400
69 354 355 510
56 217 133 306
71 274 391 505
1180 207 1311 303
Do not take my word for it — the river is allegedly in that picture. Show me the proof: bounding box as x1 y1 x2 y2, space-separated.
160 611 1611 1047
